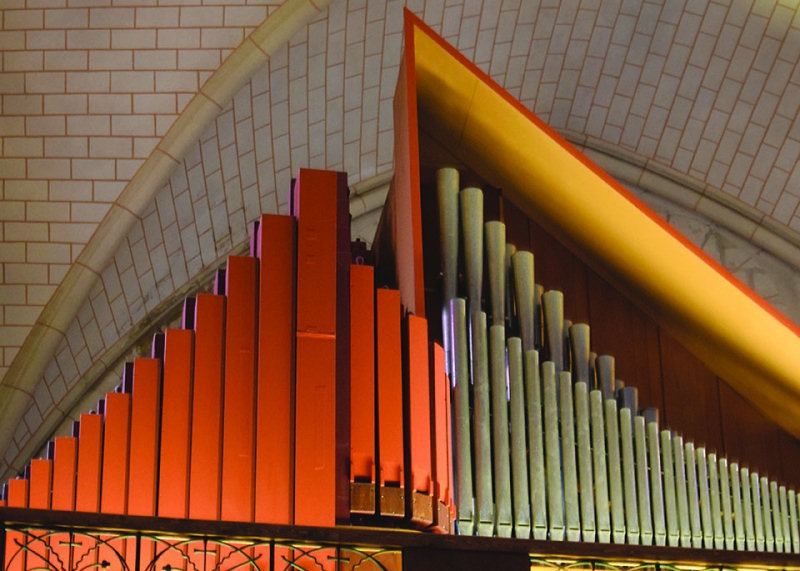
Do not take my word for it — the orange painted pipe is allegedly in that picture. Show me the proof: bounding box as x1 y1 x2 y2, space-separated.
28 460 52 570
293 169 340 336
101 392 130 514
28 459 51 509
6 478 27 507
50 436 76 570
377 289 404 488
127 358 161 517
442 346 456 518
51 437 77 511
158 328 194 519
75 413 103 512
255 214 295 524
350 265 375 484
158 329 195 571
221 255 258 522
188 294 225 521
293 168 345 527
407 315 432 495
432 344 452 512
294 335 336 527
5 478 28 571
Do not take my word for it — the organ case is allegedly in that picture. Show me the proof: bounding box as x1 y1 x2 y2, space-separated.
2 9 800 571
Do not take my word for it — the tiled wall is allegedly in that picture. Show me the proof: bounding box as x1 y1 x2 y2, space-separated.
0 0 280 378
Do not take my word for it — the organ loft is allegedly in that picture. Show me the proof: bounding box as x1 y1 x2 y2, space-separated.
2 10 800 571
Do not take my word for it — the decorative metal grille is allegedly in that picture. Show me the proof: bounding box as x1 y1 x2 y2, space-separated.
1 526 402 571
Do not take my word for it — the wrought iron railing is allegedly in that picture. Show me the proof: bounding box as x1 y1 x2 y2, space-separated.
2 507 800 571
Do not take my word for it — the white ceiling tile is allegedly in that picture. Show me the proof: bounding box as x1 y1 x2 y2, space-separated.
533 7 557 41
607 94 631 127
675 10 701 46
579 56 603 87
630 83 655 116
773 191 799 224
734 71 765 108
715 129 741 164
741 14 769 50
326 63 344 100
620 113 645 148
490 40 511 77
650 21 675 56
617 63 641 97
585 104 608 138
289 75 308 114
422 0 444 29
643 104 668 138
679 116 704 149
587 25 612 58
728 45 756 83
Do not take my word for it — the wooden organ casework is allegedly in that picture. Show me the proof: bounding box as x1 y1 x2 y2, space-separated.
3 11 800 571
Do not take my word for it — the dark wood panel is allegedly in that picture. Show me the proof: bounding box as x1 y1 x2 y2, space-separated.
718 380 783 481
501 197 531 252
528 220 590 324
778 430 800 487
403 546 529 571
586 270 663 413
659 334 724 453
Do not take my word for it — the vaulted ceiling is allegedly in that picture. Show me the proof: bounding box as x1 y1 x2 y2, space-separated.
1 0 799 477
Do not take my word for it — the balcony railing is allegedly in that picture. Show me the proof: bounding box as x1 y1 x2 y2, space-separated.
3 507 800 571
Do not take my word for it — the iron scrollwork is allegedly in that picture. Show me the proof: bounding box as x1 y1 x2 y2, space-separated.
2 524 401 571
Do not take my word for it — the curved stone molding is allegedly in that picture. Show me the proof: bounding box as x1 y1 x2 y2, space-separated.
568 134 800 275
0 0 332 478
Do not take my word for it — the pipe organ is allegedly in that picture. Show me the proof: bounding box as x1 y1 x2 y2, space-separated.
429 165 800 553
3 10 800 571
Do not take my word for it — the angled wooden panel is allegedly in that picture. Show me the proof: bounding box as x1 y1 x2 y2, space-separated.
719 381 783 480
778 431 800 484
188 293 225 521
101 392 130 514
75 413 103 512
158 328 193 519
127 358 161 517
529 220 589 324
407 11 800 440
255 214 295 524
587 270 663 410
221 256 258 522
660 334 723 453
386 32 425 318
501 196 531 253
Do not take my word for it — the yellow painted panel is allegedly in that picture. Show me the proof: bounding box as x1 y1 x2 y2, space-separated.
411 19 800 437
